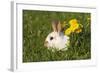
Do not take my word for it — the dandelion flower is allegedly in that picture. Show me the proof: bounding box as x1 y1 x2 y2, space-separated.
64 19 82 36
70 23 79 32
65 28 72 35
75 28 82 33
69 19 78 25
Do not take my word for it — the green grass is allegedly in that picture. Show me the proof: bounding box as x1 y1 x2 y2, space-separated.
23 10 91 62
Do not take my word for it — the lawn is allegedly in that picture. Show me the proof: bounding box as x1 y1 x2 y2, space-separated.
23 10 91 62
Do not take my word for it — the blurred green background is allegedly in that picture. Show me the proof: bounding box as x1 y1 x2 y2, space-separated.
23 10 91 62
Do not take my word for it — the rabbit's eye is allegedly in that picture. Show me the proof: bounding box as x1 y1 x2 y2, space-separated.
50 37 53 40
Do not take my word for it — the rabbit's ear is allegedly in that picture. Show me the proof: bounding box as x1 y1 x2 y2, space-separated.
52 20 58 32
57 21 62 32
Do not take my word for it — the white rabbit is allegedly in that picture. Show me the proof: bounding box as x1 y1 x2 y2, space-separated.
44 20 69 51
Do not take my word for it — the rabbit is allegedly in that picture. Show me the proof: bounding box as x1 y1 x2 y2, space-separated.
44 20 69 51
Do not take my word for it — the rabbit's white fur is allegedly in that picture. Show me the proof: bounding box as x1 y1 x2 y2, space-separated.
45 32 69 50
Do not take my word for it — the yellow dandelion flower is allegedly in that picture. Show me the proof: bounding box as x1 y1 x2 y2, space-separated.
70 23 79 32
65 28 72 35
69 19 78 25
64 19 83 35
68 19 80 32
75 28 82 33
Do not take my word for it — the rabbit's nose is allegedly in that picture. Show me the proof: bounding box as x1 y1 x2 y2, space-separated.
44 41 48 47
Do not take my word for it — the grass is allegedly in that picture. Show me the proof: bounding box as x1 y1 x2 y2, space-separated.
23 10 91 62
